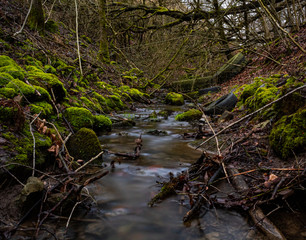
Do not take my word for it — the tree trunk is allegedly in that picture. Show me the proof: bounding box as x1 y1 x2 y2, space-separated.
28 0 45 34
97 0 110 63
213 0 232 60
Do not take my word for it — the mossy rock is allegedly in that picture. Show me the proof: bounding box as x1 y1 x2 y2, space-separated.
33 85 52 102
270 109 306 159
29 101 53 117
27 66 67 101
0 55 25 80
93 115 112 133
80 96 102 112
66 128 103 162
273 78 306 116
0 87 16 98
6 79 36 100
0 72 14 85
64 107 94 131
2 129 52 166
165 92 184 106
245 84 279 111
22 56 44 71
105 95 125 110
175 109 202 121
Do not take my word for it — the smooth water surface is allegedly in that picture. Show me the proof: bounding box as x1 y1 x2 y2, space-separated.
67 106 263 240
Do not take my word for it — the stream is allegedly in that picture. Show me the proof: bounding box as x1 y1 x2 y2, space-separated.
64 105 264 240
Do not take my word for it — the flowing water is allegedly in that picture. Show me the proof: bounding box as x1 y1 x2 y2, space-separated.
65 105 264 240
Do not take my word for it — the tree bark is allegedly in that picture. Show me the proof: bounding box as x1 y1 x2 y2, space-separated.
97 0 110 63
28 0 45 34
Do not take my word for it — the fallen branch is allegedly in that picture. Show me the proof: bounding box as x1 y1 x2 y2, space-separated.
30 112 41 176
75 150 104 172
196 84 306 149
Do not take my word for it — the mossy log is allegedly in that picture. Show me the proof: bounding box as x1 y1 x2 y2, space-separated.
173 52 246 91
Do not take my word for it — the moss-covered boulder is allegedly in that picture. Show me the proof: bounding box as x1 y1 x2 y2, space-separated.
165 92 184 106
29 101 53 117
6 79 36 100
66 128 103 161
93 115 112 132
0 72 14 85
105 95 125 110
270 109 306 159
27 66 67 101
0 55 25 80
80 96 102 112
245 84 279 111
175 109 202 121
64 107 94 131
0 87 16 98
1 129 52 166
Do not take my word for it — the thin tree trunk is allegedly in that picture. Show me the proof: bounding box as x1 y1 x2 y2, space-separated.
97 0 110 63
28 0 45 34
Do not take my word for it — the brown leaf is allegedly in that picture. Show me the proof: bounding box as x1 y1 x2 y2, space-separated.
42 126 48 134
48 145 56 152
55 144 60 156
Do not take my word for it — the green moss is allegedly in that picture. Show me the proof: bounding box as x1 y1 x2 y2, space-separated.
175 109 202 121
92 92 110 112
64 107 94 131
44 64 57 74
54 59 76 77
22 56 44 71
94 115 112 132
165 92 184 106
80 96 102 112
66 128 102 162
0 87 16 98
270 109 306 159
29 101 53 117
2 128 52 165
0 72 14 85
6 79 35 100
27 66 67 101
33 85 51 102
105 95 125 110
245 84 279 111
0 55 25 80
